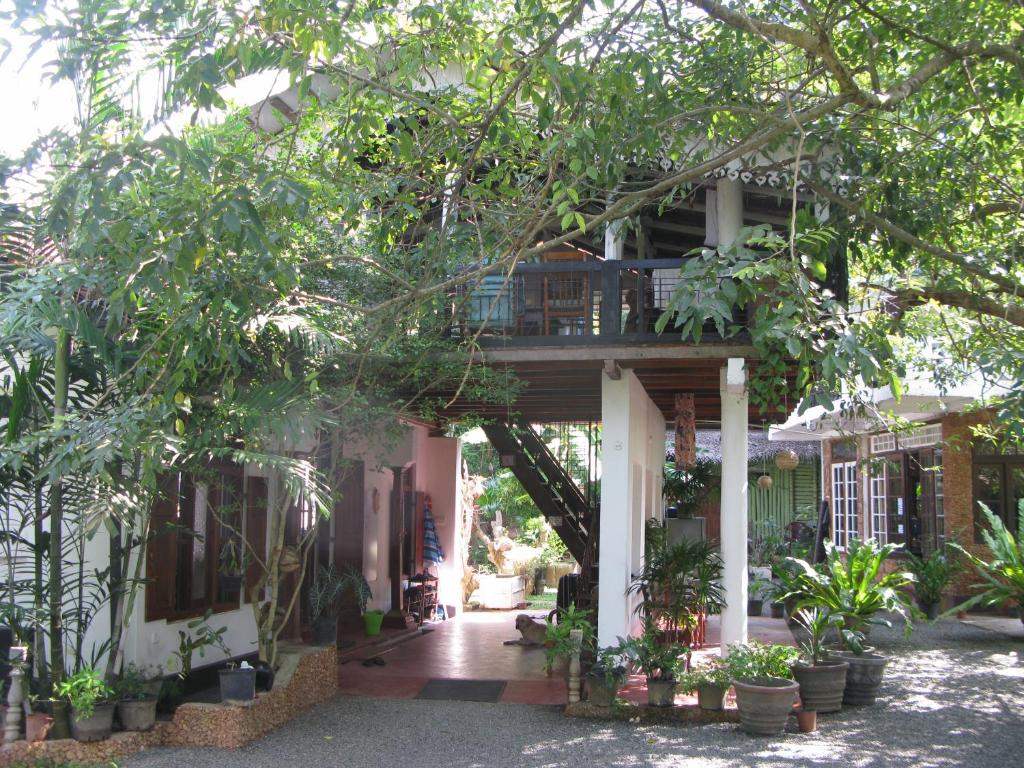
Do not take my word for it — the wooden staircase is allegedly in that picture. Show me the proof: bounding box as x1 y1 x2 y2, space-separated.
481 420 599 605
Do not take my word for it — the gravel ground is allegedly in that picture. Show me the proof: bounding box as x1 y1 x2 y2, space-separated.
124 619 1023 768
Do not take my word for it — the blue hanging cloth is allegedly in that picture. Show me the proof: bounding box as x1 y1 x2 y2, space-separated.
422 498 445 565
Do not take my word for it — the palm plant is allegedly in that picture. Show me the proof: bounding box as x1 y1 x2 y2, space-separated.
628 532 724 648
618 632 687 682
784 537 915 649
951 502 1024 620
905 547 961 617
792 607 843 666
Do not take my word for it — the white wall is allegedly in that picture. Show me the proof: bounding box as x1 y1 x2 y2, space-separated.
597 369 666 648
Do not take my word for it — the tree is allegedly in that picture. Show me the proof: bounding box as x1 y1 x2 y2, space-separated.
2 0 1024 674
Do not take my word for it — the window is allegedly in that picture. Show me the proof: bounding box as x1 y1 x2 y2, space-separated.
869 456 905 546
831 461 858 549
972 443 1023 540
146 466 260 622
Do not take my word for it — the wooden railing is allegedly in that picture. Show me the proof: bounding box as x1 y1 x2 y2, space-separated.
450 258 712 345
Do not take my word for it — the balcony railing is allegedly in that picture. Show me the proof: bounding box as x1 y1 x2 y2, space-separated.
450 258 732 346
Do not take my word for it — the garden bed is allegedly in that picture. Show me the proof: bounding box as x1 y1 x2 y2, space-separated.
0 644 338 766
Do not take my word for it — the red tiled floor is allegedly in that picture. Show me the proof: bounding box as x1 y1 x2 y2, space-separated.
337 610 794 706
338 610 566 704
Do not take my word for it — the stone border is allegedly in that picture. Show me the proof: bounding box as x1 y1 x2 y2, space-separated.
0 644 338 766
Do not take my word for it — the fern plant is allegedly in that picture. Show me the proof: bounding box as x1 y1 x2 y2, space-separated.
951 502 1024 615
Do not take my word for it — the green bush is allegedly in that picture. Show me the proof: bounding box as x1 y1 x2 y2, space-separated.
951 502 1024 614
725 641 799 681
56 668 114 719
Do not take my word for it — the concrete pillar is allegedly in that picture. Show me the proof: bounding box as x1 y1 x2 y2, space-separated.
716 177 743 248
720 358 749 653
598 370 633 647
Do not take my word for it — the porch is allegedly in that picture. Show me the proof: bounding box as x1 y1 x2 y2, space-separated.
336 610 794 706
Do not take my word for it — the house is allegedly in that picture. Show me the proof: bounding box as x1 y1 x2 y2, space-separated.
770 369 1017 603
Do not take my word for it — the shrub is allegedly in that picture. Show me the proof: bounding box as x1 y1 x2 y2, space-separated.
951 502 1024 614
725 641 799 681
56 668 114 719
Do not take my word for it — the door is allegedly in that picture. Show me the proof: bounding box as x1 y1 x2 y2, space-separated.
334 459 365 633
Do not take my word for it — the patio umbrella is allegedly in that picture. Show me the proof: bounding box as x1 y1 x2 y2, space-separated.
422 498 445 565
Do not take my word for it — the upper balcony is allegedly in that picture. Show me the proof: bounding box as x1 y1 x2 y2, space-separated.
449 253 743 350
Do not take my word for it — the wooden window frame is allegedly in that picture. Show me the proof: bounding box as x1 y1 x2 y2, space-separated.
146 465 248 623
971 450 1023 541
831 460 858 550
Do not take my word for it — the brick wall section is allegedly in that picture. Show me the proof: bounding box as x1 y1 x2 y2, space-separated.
0 645 338 766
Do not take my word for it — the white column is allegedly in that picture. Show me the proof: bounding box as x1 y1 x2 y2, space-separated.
720 358 749 653
604 219 624 260
715 177 743 248
598 370 632 647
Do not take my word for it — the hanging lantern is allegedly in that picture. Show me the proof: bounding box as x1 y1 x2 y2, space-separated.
774 449 800 471
757 474 774 490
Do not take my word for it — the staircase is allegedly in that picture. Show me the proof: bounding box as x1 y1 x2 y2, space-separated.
481 420 599 602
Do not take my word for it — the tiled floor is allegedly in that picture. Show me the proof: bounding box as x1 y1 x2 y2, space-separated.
337 610 794 706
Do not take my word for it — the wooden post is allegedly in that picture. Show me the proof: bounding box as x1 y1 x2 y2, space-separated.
674 393 696 469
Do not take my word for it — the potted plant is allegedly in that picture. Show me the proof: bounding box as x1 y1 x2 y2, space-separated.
309 565 347 645
56 667 115 742
341 564 382 636
619 631 687 707
950 502 1024 627
725 641 800 735
586 646 627 707
116 663 158 731
219 661 257 703
906 547 960 620
789 608 849 714
544 605 595 675
784 538 912 706
678 655 730 711
747 578 768 617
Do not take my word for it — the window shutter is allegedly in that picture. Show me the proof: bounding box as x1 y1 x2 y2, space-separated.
145 473 180 621
245 475 268 600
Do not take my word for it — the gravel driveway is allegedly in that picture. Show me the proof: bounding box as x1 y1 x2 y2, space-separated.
124 619 1023 768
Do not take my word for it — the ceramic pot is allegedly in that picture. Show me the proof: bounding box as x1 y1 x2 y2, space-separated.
219 668 257 704
118 697 157 731
732 677 800 736
312 615 338 646
70 702 115 742
696 683 728 711
586 674 620 707
828 650 889 705
792 660 848 714
646 678 677 707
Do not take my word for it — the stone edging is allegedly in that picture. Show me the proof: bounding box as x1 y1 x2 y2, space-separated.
0 645 338 766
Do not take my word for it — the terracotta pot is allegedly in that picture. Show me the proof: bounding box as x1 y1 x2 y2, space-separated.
26 713 53 743
792 660 848 714
732 677 800 736
796 709 817 733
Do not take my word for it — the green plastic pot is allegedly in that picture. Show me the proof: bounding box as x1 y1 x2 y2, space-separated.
364 610 385 636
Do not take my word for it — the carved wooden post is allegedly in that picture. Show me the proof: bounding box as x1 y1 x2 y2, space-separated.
4 646 27 742
674 393 696 469
567 628 583 704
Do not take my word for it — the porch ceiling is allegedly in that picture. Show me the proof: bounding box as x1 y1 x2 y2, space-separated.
437 354 795 427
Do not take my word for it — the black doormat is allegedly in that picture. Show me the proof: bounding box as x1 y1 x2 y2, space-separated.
415 679 507 703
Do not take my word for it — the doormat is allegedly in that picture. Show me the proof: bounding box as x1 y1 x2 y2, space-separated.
415 679 507 703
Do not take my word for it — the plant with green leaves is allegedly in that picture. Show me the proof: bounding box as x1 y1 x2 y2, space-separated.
677 655 730 693
784 538 915 647
172 612 231 680
56 668 114 719
906 547 962 615
339 563 373 616
588 645 628 688
308 565 347 622
725 642 800 682
951 502 1024 619
543 605 595 675
617 632 688 682
792 607 843 666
